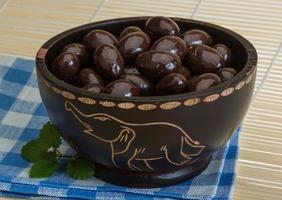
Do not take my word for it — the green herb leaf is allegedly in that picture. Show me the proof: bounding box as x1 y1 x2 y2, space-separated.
39 122 61 149
42 151 58 160
22 121 96 180
67 156 95 180
21 139 50 162
29 156 59 178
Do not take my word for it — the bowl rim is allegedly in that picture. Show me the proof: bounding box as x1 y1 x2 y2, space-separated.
36 16 257 103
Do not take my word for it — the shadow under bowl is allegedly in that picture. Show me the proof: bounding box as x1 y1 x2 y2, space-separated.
36 17 257 188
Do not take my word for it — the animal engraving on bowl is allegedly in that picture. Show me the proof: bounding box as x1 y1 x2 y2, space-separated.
65 100 205 171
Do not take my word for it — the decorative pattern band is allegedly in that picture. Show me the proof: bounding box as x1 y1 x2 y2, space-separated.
42 66 256 111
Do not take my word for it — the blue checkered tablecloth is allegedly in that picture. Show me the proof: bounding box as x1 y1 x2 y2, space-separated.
0 55 239 200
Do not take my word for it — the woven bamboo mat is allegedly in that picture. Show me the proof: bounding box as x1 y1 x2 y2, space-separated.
0 0 281 199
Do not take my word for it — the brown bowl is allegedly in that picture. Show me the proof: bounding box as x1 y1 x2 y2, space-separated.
36 17 257 188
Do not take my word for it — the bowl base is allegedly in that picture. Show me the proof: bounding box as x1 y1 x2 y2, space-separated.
95 155 211 188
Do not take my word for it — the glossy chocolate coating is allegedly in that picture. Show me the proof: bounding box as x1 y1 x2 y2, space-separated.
151 36 187 60
214 44 232 66
94 44 124 80
61 43 91 66
124 67 140 75
217 67 236 81
51 52 80 82
83 83 104 94
145 16 180 39
117 32 151 64
121 73 155 96
136 50 181 80
77 68 104 86
185 45 225 74
104 79 140 97
177 66 191 79
82 29 118 52
119 26 142 40
187 73 221 91
181 29 213 47
156 73 187 95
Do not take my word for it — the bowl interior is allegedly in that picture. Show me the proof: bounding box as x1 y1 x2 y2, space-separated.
38 17 256 102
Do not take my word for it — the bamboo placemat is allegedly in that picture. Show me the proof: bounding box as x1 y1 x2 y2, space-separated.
0 0 281 199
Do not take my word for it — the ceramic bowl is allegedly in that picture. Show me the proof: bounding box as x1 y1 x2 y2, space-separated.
36 17 257 187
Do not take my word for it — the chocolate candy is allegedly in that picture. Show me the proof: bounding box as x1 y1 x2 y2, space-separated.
121 74 154 96
119 26 142 40
151 36 187 60
94 44 124 80
181 29 213 47
217 67 236 81
83 83 104 94
51 16 238 96
145 16 180 39
156 73 187 95
185 44 225 74
51 52 80 82
61 43 91 66
187 73 221 91
77 68 104 86
213 44 232 66
124 67 140 75
104 79 140 97
136 50 180 80
117 32 151 64
177 66 191 79
82 29 118 52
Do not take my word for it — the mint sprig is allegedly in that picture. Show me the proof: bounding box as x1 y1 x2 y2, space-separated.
29 153 59 178
67 156 95 180
21 139 50 162
39 122 61 149
21 122 95 180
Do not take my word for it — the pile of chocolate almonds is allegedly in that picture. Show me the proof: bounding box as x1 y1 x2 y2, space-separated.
51 16 237 97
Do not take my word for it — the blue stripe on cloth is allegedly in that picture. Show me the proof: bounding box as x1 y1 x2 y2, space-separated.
11 59 35 73
18 128 40 141
0 65 9 78
26 74 38 87
0 125 25 140
0 94 15 110
0 153 29 168
3 68 31 85
10 98 41 114
10 183 39 196
34 104 47 116
0 56 239 199
0 80 26 98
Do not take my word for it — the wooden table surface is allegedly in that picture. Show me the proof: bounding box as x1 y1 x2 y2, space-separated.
0 0 281 199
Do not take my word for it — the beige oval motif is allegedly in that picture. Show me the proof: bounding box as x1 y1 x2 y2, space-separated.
246 70 252 76
99 101 116 107
246 74 253 84
246 65 255 76
117 102 135 109
221 87 235 97
51 86 62 94
235 81 246 90
62 91 76 100
138 104 157 111
203 94 220 102
78 97 96 105
160 101 181 110
184 98 200 106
